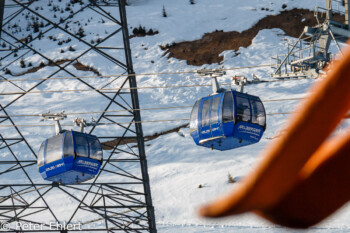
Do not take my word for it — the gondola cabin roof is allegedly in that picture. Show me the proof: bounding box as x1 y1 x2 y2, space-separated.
190 90 266 151
37 131 103 185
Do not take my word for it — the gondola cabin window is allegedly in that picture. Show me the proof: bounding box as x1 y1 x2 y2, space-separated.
251 99 266 128
45 134 64 164
236 95 251 122
37 141 45 167
210 97 220 123
89 137 103 160
202 99 211 126
63 131 74 157
223 92 234 122
75 133 89 157
190 100 200 133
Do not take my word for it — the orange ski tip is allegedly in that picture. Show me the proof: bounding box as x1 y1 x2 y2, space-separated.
198 185 259 218
198 198 234 218
257 130 350 228
299 128 350 178
198 204 215 217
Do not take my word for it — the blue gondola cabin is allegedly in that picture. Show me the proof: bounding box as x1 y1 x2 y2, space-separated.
190 90 266 151
37 131 103 184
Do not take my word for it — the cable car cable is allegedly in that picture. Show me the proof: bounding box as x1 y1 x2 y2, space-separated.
0 83 235 95
0 106 194 117
0 80 315 94
0 98 307 118
2 112 348 128
0 64 272 83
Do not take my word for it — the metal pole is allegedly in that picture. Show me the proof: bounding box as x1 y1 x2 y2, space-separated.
345 0 350 29
326 0 333 21
0 0 5 39
211 76 221 94
118 0 157 232
274 31 305 75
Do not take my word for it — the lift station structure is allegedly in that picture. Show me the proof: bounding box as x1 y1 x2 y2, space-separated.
271 0 350 78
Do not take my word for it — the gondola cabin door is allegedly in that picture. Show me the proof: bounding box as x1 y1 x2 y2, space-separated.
198 95 224 143
209 96 222 138
199 98 212 140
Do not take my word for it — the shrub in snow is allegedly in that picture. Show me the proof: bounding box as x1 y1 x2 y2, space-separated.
68 46 76 51
162 6 167 17
5 68 12 75
133 25 146 35
32 21 39 33
20 59 26 68
190 0 195 4
282 4 287 9
76 26 86 38
228 173 235 184
131 26 159 38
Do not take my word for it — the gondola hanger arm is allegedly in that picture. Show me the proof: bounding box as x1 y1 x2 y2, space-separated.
73 117 98 133
40 111 67 135
196 69 226 94
232 75 247 93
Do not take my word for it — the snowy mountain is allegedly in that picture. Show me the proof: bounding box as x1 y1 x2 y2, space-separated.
1 0 349 232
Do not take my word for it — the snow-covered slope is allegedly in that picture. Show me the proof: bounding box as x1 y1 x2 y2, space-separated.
125 1 350 232
1 0 349 232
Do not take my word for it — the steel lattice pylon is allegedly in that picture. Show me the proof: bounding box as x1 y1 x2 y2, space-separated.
0 0 157 232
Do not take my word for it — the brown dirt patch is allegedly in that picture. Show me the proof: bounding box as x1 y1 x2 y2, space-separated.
8 59 101 77
102 123 188 150
72 61 101 76
161 9 344 66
